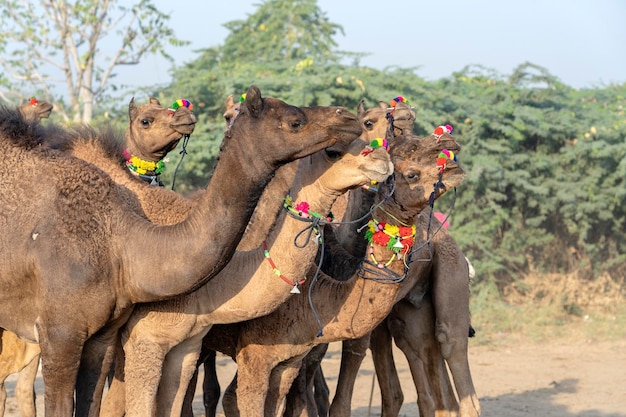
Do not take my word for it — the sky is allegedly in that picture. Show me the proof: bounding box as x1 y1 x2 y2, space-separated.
119 0 626 90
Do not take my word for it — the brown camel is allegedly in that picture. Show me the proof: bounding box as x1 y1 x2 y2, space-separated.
0 94 197 417
188 98 417 417
0 85 362 417
0 97 54 417
200 130 465 417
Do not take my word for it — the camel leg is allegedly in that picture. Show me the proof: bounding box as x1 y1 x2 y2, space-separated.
328 335 370 417
283 343 329 417
38 326 85 417
156 333 205 417
202 350 221 417
0 381 6 417
431 259 480 417
312 364 329 417
369 320 403 417
221 372 238 417
123 335 169 417
15 352 40 417
76 329 119 417
282 360 309 417
181 366 199 417
389 297 458 417
100 340 127 417
181 348 220 417
265 356 307 417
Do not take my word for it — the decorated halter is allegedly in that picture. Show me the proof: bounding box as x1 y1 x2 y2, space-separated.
360 138 390 192
169 98 195 191
261 194 333 295
385 95 410 140
365 219 416 267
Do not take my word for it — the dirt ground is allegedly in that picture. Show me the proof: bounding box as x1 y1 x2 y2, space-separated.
4 336 625 417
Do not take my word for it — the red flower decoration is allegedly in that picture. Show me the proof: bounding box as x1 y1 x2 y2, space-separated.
372 231 390 246
295 201 310 214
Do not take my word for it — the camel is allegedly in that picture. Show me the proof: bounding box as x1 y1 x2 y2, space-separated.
0 97 54 417
0 85 363 417
199 130 466 417
0 95 197 417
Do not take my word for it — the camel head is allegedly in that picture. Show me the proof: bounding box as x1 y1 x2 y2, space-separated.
300 137 394 196
18 97 53 122
223 94 243 130
357 99 415 142
126 97 198 162
378 131 465 221
227 86 363 163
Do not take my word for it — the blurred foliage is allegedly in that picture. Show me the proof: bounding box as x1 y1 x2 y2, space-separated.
7 0 623 291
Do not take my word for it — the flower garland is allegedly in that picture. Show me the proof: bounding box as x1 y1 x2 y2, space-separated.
263 241 306 294
122 150 166 175
364 219 416 268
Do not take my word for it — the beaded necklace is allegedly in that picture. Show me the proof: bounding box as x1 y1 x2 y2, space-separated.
262 241 306 294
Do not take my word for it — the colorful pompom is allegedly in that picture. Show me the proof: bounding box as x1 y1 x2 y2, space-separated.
437 148 457 172
433 124 453 139
389 96 409 107
239 93 247 103
361 137 389 155
171 98 193 111
29 96 38 106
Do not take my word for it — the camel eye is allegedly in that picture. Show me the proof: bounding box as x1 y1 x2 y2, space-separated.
324 148 343 160
364 120 374 130
405 171 420 183
290 120 304 130
140 119 151 127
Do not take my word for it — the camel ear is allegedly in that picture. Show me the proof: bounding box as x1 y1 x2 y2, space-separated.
129 97 138 119
243 85 263 118
357 99 366 119
225 95 234 108
378 101 388 110
149 97 161 106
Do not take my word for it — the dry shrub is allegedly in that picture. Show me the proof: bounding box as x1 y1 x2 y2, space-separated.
503 271 624 315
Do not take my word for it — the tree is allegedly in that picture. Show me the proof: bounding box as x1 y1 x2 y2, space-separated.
0 0 188 123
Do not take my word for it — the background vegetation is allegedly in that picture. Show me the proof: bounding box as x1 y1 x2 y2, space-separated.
2 0 624 334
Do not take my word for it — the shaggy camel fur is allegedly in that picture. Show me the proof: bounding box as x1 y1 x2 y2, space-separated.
187 98 417 417
98 135 393 417
199 131 465 417
0 85 362 417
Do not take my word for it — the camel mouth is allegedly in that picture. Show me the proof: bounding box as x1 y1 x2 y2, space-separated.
170 121 197 136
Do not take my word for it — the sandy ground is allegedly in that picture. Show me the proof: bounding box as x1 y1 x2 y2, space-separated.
4 337 625 417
